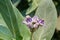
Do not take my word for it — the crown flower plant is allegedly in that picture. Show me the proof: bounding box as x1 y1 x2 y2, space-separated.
0 0 57 40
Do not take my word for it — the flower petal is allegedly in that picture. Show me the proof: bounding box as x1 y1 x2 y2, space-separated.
32 16 39 23
38 19 44 25
33 24 37 28
26 18 32 23
32 16 39 20
27 22 33 28
26 15 31 18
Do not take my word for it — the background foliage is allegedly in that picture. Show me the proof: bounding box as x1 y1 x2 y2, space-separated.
11 0 60 40
12 0 60 40
0 0 58 40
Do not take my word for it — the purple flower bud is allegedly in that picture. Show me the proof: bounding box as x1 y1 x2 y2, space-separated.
23 15 44 29
23 15 32 28
26 18 32 23
25 15 32 23
38 19 44 25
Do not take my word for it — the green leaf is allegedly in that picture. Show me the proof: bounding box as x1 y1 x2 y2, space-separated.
0 0 22 39
0 25 12 40
0 0 31 40
26 0 41 15
13 6 31 40
0 14 7 26
11 0 21 6
27 0 31 2
32 0 57 40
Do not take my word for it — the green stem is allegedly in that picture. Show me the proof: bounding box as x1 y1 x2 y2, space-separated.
30 30 32 40
30 28 34 40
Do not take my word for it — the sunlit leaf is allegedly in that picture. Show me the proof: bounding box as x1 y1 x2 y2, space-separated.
32 0 57 40
13 6 31 40
26 0 41 14
27 0 31 2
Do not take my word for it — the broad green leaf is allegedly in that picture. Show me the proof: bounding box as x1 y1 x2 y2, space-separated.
32 0 57 40
0 14 7 26
0 0 22 39
0 0 31 40
0 25 12 40
26 0 41 14
11 0 21 6
13 6 31 40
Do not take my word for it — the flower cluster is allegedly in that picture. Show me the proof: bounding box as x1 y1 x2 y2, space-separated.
23 15 44 29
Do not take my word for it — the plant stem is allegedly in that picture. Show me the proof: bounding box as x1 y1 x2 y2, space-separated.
30 28 34 40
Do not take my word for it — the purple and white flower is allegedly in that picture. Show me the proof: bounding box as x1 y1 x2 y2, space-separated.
23 15 44 29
